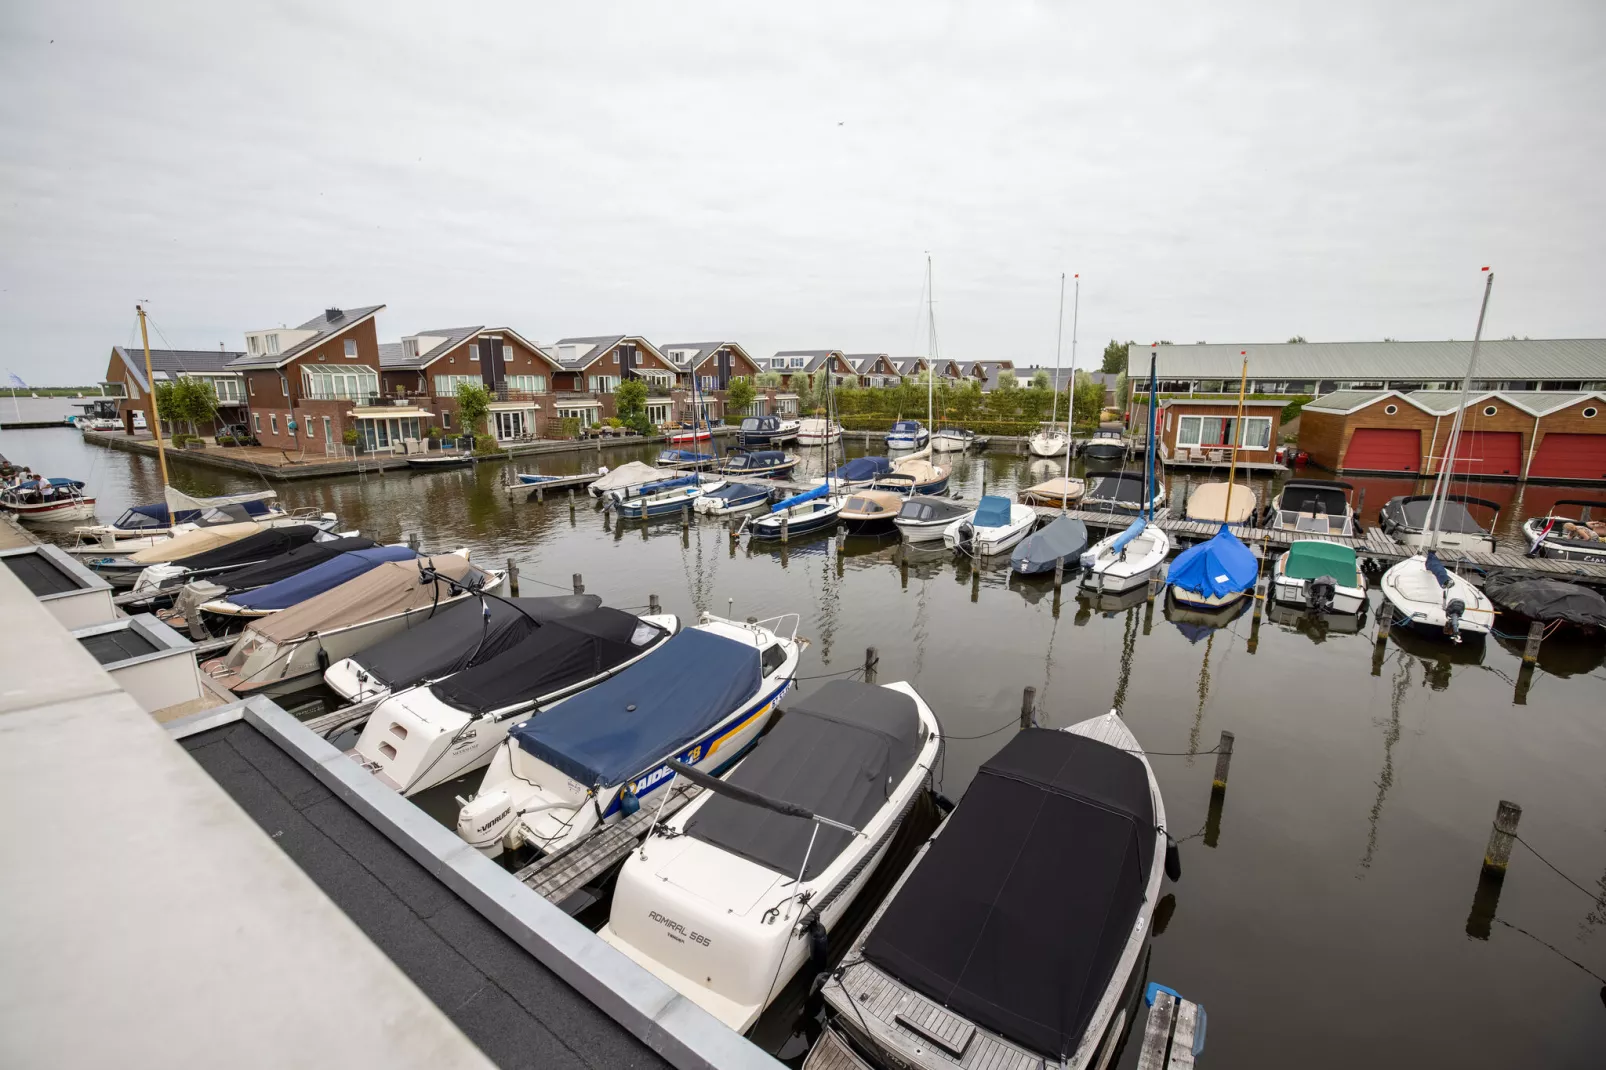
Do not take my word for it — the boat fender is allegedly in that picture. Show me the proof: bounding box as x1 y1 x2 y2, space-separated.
619 785 640 816
1165 837 1182 882
932 791 956 814
804 911 829 976
316 645 330 672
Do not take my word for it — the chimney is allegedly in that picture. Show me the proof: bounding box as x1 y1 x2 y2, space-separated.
325 307 344 322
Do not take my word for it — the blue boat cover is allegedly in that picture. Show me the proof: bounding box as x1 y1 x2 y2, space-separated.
47 477 86 489
659 449 714 464
891 421 922 433
974 495 1012 528
1424 549 1452 588
1108 517 1146 553
508 627 763 787
230 545 417 610
832 456 894 482
711 482 770 503
773 483 828 511
638 474 699 496
1168 526 1257 599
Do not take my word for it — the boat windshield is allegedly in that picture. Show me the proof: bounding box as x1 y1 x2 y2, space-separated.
1278 484 1348 517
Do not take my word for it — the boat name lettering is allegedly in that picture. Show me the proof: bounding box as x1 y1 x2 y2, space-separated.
648 911 711 946
636 764 674 793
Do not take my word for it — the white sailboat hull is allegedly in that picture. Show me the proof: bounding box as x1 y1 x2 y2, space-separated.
942 505 1037 556
1028 431 1069 458
1380 555 1494 638
1080 524 1172 593
931 431 972 452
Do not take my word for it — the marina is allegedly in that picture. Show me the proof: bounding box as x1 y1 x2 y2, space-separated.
6 422 1605 1067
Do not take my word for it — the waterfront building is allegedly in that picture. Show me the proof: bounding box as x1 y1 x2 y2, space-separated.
768 350 857 392
551 335 681 430
102 345 247 437
380 326 563 445
845 353 901 388
659 341 766 423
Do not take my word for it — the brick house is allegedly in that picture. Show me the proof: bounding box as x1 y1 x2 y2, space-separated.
381 326 563 443
846 354 901 388
229 305 389 454
102 345 247 437
551 336 678 429
659 341 763 423
892 358 929 382
1149 397 1286 466
769 350 857 392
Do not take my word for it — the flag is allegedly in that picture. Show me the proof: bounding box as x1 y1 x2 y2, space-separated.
6 373 25 389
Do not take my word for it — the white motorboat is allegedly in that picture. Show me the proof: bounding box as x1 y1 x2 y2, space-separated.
66 490 293 555
1380 269 1500 643
588 461 673 499
89 520 281 588
123 524 346 601
192 543 421 632
693 481 773 516
347 609 680 795
200 552 501 696
885 419 930 451
610 474 705 520
1081 517 1172 594
599 679 942 1033
944 495 1037 556
1523 500 1606 563
1273 540 1369 616
454 614 801 859
0 478 96 523
1379 494 1498 553
817 710 1170 1070
796 417 842 446
895 495 974 542
931 427 974 452
1029 428 1070 458
1262 478 1357 537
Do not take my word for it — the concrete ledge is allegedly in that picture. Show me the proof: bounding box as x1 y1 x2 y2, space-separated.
189 697 781 1070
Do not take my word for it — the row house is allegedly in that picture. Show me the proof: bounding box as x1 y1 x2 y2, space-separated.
380 325 564 444
658 341 773 420
893 358 930 382
552 335 682 429
102 345 248 436
768 350 859 392
846 353 901 388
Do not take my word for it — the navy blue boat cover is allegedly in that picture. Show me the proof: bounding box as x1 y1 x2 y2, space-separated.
352 594 602 691
638 474 699 495
230 545 416 610
710 482 770 503
659 449 714 464
891 421 922 432
973 495 1012 528
832 457 893 482
508 627 761 787
726 451 788 468
1010 515 1088 574
1168 526 1256 599
206 535 378 594
862 727 1155 1060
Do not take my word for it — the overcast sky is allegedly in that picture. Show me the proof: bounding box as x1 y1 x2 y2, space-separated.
1 0 1602 384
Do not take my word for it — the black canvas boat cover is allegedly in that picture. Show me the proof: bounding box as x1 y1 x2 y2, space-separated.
207 535 379 593
1276 480 1350 517
684 680 923 881
1010 515 1088 573
172 524 323 571
352 594 602 691
1387 497 1490 534
433 607 670 714
1483 572 1606 627
862 727 1156 1060
898 496 970 523
1088 473 1148 504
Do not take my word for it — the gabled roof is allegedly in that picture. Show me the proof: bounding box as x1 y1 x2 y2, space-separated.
773 350 848 374
383 326 484 371
658 341 756 373
1305 388 1606 418
552 335 662 371
229 305 385 369
111 347 246 392
1124 338 1606 381
378 343 408 369
892 358 928 376
846 353 897 376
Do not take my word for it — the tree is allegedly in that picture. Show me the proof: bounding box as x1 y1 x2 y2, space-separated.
614 378 651 435
1071 370 1103 429
809 369 831 414
154 376 218 439
455 381 492 438
1100 339 1130 375
753 370 783 390
724 376 756 420
1030 370 1051 392
1287 335 1308 344
994 370 1018 392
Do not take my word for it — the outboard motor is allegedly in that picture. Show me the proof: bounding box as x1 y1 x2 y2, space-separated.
957 522 975 555
1443 597 1466 640
455 787 517 859
1307 574 1337 616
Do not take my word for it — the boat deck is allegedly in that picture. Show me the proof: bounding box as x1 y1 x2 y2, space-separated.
513 782 705 910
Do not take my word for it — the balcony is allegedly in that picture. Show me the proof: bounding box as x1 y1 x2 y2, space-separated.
490 386 547 403
327 391 431 406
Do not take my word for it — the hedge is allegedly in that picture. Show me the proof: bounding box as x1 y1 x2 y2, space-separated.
839 414 1097 437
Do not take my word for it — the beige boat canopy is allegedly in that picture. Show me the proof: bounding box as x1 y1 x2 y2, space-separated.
1186 482 1258 524
249 553 485 643
129 522 263 564
1021 477 1085 507
842 490 905 515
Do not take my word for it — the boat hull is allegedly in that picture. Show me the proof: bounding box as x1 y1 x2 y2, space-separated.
747 501 844 540
406 455 474 470
3 497 98 523
1168 586 1249 611
1522 517 1606 563
1379 556 1494 639
837 512 900 536
944 510 1036 557
1028 432 1069 458
718 460 799 479
1081 443 1127 461
1272 575 1366 615
614 488 705 520
886 431 929 451
895 516 962 543
931 432 972 452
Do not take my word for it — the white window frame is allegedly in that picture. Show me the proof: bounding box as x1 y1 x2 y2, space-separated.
433 374 481 396
269 414 279 435
588 375 620 394
304 366 379 401
344 339 358 358
647 401 671 425
469 343 480 362
505 374 546 394
252 413 261 433
266 333 280 355
441 411 451 429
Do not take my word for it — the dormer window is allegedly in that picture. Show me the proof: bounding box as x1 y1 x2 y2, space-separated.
402 338 417 359
247 336 260 355
266 333 280 355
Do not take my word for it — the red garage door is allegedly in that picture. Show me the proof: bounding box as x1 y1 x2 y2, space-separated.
1343 428 1420 473
1528 433 1606 481
1451 430 1522 477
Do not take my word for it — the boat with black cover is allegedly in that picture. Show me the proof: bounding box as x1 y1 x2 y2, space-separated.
1379 493 1498 553
123 524 334 602
600 679 941 1033
816 711 1169 1070
1481 571 1606 630
1080 427 1129 462
815 455 894 491
1261 478 1357 536
1082 472 1166 518
187 542 414 635
347 605 680 795
718 449 799 478
894 494 974 542
694 481 774 517
1010 514 1088 575
735 414 800 448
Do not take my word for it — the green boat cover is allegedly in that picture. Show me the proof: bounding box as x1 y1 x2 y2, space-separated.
1284 540 1357 585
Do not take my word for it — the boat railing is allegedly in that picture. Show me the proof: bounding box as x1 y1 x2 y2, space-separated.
701 610 802 645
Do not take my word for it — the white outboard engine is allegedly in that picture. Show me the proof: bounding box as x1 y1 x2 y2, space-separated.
1307 574 1338 616
455 788 517 859
174 580 227 640
131 561 188 596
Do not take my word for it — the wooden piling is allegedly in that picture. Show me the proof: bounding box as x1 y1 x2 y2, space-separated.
681 503 689 531
572 572 584 595
1482 800 1522 876
537 486 544 502
1020 686 1036 729
780 515 789 544
1054 558 1064 591
1146 569 1162 604
649 593 660 614
1521 620 1544 664
407 531 421 551
506 557 520 597
864 646 879 684
1211 730 1235 792
1355 485 1366 520
569 488 576 521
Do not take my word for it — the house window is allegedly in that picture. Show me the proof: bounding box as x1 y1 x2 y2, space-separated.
344 339 358 358
1582 407 1597 419
307 416 316 438
252 414 261 433
280 375 289 397
1384 404 1399 415
469 344 480 362
402 338 417 359
588 375 620 393
790 357 806 369
1176 415 1269 448
441 411 451 428
558 406 598 428
505 375 546 393
699 375 716 392
266 334 280 355
433 374 481 395
647 402 671 425
304 366 378 401
249 378 256 396
1482 405 1498 416
612 352 620 364
248 336 260 354
270 414 279 435
1238 416 1273 449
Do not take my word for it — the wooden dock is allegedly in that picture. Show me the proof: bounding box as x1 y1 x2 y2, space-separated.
502 470 604 496
1138 987 1205 1069
512 781 704 911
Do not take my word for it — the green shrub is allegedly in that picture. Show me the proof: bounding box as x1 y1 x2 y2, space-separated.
473 434 502 455
557 417 582 440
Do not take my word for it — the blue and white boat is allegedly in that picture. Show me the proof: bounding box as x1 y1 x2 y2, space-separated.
1083 355 1172 594
815 455 895 491
886 419 929 451
455 614 802 859
735 414 801 448
611 474 705 520
67 490 294 556
657 448 719 471
1167 526 1258 610
744 483 846 540
718 449 799 478
694 481 773 517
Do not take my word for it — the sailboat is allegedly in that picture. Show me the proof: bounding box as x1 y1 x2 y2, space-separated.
875 257 953 496
746 357 848 540
1081 352 1171 593
656 366 717 468
1380 271 1498 642
1182 351 1257 523
1029 273 1074 458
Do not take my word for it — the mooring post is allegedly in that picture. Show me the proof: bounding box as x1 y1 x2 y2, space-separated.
864 646 878 684
1203 729 1235 849
1146 569 1162 604
649 593 660 615
970 567 980 603
1212 730 1235 792
837 525 847 553
537 485 544 503
572 572 584 595
900 554 909 590
1522 620 1544 663
1054 557 1064 591
407 531 421 551
506 557 520 597
569 487 576 521
1466 800 1523 940
1020 686 1036 729
781 515 789 544
681 503 689 531
1356 486 1367 520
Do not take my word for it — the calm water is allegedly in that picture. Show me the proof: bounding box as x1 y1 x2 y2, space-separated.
10 426 1606 1068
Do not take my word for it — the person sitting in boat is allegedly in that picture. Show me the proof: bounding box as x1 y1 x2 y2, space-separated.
1563 521 1604 542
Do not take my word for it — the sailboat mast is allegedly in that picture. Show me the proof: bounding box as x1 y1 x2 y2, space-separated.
1050 273 1064 426
136 305 171 492
1145 353 1158 522
1224 351 1248 523
927 255 935 429
1067 274 1079 432
1425 269 1495 549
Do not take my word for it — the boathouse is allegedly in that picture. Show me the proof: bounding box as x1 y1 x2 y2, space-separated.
102 345 246 437
1298 389 1606 482
1146 397 1285 466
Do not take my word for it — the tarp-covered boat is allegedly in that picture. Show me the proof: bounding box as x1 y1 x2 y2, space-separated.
324 593 602 701
1011 514 1088 576
456 616 800 858
657 448 718 470
817 455 894 490
1380 494 1498 553
165 535 379 601
126 524 334 599
745 482 844 540
693 481 773 516
347 605 679 794
203 544 419 618
1184 481 1258 524
589 461 673 498
1482 572 1606 628
1082 472 1165 517
1020 476 1085 508
1168 525 1257 609
599 679 940 1032
1273 539 1367 615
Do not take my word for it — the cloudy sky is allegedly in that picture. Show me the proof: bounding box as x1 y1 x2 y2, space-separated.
1 0 1602 384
